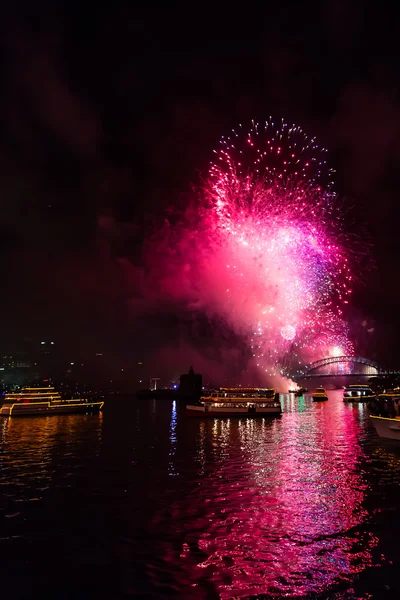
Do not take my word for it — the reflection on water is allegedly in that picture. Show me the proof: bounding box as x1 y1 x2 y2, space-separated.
151 392 383 598
0 413 102 541
1 393 400 598
169 400 178 476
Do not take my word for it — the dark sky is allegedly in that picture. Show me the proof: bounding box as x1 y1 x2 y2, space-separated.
1 1 400 375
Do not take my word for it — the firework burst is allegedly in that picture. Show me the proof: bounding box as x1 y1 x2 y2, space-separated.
147 119 356 380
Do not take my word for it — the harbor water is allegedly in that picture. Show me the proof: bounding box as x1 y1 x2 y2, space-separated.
0 391 400 598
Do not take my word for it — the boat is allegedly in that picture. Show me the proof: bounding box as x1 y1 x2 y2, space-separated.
295 387 307 396
0 387 104 417
186 387 281 417
288 388 306 397
370 416 400 440
369 391 400 440
370 391 400 439
343 384 375 402
312 387 328 402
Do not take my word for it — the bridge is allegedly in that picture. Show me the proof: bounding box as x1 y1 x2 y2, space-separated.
298 355 400 378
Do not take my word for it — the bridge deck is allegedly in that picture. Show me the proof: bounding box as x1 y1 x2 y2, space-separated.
294 355 398 379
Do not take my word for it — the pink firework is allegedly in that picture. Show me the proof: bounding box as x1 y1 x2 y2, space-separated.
147 120 355 379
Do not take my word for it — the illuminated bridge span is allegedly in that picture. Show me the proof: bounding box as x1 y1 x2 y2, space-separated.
303 355 394 377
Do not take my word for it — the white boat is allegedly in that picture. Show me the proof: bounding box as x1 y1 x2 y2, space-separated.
312 387 328 402
288 388 306 396
0 387 104 417
343 384 375 402
186 387 281 417
370 416 400 440
369 391 400 439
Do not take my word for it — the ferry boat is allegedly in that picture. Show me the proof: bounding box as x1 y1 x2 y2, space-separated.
186 388 281 417
289 387 307 397
343 384 375 402
370 415 400 440
312 387 328 402
369 391 400 440
0 387 104 417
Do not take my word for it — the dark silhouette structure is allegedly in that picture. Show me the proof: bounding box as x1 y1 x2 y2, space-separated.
179 366 202 400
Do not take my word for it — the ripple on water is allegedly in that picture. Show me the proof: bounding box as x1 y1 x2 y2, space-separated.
148 394 387 598
0 393 399 598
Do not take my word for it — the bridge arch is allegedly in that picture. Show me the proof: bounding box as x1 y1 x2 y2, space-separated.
306 355 379 376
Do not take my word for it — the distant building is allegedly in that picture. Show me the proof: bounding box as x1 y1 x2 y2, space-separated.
0 339 59 388
36 340 62 379
179 366 202 399
0 354 37 388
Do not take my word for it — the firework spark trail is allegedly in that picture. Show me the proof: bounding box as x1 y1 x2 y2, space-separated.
147 119 355 379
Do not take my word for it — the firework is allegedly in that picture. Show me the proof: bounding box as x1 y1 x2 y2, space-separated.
147 119 355 379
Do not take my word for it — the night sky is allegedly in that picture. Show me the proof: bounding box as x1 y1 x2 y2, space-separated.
1 2 400 379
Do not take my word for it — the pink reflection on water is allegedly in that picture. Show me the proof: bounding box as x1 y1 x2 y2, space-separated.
153 392 377 598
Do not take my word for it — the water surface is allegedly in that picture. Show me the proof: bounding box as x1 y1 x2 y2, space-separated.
0 392 399 598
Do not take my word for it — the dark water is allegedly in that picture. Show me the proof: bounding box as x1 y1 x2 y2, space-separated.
1 392 400 599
